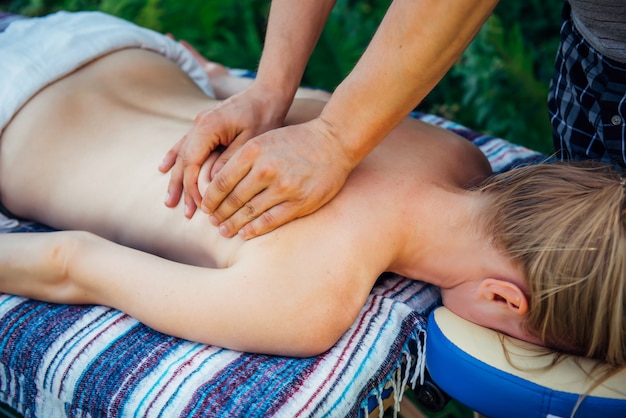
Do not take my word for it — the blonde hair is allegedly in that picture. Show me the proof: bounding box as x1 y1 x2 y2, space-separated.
478 161 626 369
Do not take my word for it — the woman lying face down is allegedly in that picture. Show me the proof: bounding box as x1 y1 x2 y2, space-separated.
0 13 623 370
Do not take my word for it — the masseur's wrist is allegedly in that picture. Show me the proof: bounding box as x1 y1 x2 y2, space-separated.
254 60 302 104
311 111 366 176
246 77 297 128
317 92 385 170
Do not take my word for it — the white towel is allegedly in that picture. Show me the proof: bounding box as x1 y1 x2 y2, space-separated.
0 212 19 233
0 11 214 134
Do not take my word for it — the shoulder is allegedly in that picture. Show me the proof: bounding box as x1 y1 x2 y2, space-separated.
376 117 492 187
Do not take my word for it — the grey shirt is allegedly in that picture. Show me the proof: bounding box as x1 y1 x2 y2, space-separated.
569 0 626 63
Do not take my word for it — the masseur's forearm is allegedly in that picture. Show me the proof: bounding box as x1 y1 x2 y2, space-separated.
321 0 499 165
254 0 337 105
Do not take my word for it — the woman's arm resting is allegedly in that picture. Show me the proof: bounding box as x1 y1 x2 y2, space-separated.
0 231 356 356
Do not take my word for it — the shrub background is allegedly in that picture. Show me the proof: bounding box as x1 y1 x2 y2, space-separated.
2 0 562 153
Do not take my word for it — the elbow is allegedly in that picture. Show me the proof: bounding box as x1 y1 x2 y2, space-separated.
186 271 368 357
7 230 80 303
288 322 346 358
185 310 349 358
279 296 363 358
38 231 81 291
44 230 98 304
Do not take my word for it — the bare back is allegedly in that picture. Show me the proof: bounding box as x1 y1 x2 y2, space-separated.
0 47 490 271
0 48 491 353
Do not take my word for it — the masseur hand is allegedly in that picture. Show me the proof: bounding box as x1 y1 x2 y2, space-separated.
200 118 355 239
159 82 289 219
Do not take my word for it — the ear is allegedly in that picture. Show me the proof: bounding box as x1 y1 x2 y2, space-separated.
477 278 529 316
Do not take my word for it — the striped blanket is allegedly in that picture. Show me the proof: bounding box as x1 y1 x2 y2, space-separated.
0 113 544 417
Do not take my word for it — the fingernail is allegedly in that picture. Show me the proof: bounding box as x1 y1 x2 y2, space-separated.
219 225 229 236
185 204 193 218
209 215 218 226
201 204 209 214
165 192 170 203
238 229 246 240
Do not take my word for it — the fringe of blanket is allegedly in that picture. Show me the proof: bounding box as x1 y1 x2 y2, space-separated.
360 325 427 418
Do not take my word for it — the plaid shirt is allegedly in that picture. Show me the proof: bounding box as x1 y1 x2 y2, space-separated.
548 3 626 170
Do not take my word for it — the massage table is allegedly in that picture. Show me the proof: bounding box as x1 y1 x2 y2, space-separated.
425 307 626 417
1 111 624 417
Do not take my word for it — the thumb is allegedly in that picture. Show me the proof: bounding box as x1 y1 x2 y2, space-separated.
210 158 227 180
209 132 253 179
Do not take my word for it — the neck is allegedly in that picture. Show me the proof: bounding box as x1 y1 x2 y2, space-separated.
390 187 504 288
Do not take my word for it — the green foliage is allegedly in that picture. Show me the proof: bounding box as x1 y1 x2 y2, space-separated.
306 0 387 91
422 0 561 153
2 0 561 152
452 15 552 152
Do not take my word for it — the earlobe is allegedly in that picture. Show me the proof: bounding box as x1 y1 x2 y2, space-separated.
477 278 529 315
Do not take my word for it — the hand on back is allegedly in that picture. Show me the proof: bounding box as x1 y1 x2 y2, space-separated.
200 118 353 239
159 83 289 219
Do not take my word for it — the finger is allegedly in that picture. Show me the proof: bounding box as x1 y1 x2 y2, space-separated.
215 187 285 237
159 138 184 173
205 166 262 229
182 163 203 215
201 149 257 215
179 120 227 210
164 157 184 208
209 133 251 179
210 159 227 181
159 147 178 173
237 203 296 240
197 152 221 198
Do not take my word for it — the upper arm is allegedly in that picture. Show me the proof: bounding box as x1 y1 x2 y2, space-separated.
65 229 369 356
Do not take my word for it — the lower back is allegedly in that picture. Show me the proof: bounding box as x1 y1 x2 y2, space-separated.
0 49 240 267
